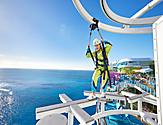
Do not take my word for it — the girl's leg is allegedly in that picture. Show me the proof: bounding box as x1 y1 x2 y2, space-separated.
101 71 109 92
91 69 101 92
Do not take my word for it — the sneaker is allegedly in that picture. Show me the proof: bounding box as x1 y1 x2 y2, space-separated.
87 92 96 99
100 91 105 98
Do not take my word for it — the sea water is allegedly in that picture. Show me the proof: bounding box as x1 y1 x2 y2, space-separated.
0 69 143 125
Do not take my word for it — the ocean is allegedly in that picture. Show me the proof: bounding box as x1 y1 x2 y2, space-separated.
0 69 143 125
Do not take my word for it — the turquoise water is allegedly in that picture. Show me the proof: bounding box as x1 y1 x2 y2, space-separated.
0 69 143 125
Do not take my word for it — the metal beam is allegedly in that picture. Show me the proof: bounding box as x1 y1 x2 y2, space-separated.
59 94 74 125
100 0 161 25
60 94 94 125
36 97 96 120
131 0 162 19
70 105 94 125
72 0 153 34
92 110 157 125
153 16 163 125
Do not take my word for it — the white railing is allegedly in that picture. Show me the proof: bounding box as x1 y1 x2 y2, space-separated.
36 91 158 125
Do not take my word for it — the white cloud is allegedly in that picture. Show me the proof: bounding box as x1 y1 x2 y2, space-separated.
0 54 5 57
0 55 93 70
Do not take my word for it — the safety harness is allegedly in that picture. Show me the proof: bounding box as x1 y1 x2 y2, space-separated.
87 18 112 88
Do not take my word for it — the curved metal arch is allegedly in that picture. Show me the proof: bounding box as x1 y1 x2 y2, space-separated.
72 0 152 34
92 110 158 125
92 110 157 120
100 0 161 25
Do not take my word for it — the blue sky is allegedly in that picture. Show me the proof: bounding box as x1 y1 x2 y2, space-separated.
0 0 163 70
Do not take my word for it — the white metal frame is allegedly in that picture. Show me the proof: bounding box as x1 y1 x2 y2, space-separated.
36 91 158 125
72 0 152 34
153 15 163 125
99 0 161 25
36 96 97 120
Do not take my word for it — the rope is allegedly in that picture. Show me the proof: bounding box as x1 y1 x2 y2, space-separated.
97 28 112 88
88 18 113 125
87 30 96 66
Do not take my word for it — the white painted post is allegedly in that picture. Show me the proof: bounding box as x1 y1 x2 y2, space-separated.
68 112 74 125
100 102 107 125
130 103 133 110
59 94 94 125
59 94 74 125
124 99 127 107
153 16 163 125
101 102 105 112
138 100 142 112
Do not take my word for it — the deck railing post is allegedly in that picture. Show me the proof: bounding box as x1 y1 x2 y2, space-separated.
124 99 127 107
130 103 133 110
138 99 143 112
68 112 74 125
101 101 105 112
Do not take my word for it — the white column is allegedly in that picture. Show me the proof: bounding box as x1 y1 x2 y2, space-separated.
138 100 143 112
130 103 133 110
153 16 163 125
68 112 74 125
131 0 161 19
124 99 127 107
101 102 105 112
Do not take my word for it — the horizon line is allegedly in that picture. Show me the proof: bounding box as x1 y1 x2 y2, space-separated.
0 67 94 71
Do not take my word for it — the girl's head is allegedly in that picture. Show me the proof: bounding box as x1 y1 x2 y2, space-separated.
93 38 101 51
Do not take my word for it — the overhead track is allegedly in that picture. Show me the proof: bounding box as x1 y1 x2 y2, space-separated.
72 0 153 34
100 0 162 25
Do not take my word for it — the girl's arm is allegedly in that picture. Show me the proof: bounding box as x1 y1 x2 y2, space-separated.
86 47 95 58
105 41 112 54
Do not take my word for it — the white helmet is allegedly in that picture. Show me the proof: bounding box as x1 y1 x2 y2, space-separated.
93 38 101 46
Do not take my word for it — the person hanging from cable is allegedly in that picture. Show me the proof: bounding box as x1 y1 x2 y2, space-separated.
85 18 113 99
86 38 112 98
